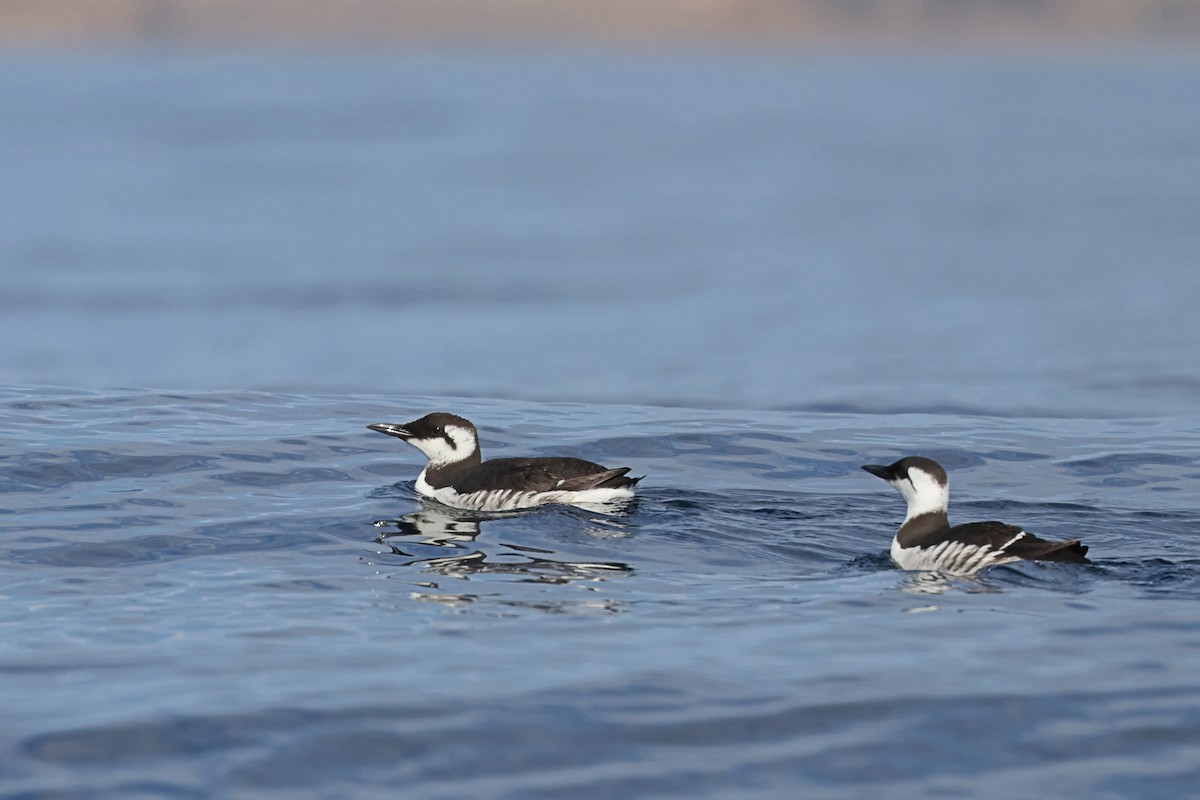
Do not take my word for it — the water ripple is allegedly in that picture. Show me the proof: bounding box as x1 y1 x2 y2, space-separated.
14 684 1200 797
2 387 1200 799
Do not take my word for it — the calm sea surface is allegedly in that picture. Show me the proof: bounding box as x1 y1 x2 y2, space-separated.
1 51 1199 798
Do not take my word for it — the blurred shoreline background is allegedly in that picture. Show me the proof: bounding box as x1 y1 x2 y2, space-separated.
4 0 1200 47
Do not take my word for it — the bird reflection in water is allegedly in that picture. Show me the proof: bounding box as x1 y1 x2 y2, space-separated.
899 570 998 597
372 503 632 612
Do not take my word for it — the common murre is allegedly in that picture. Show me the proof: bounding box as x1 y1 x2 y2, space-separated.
367 412 642 511
861 456 1089 575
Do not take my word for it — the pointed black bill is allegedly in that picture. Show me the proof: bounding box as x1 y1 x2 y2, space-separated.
367 423 412 439
861 464 893 480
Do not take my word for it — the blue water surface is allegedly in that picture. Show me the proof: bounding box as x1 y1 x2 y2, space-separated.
2 388 1199 798
2 51 1199 414
1 50 1199 799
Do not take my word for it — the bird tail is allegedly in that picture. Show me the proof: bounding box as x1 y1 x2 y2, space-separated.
1030 539 1090 564
558 467 640 492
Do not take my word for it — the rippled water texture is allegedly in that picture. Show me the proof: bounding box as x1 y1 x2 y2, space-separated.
2 388 1198 798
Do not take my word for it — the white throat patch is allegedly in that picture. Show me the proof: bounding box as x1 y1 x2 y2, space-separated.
895 467 950 521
